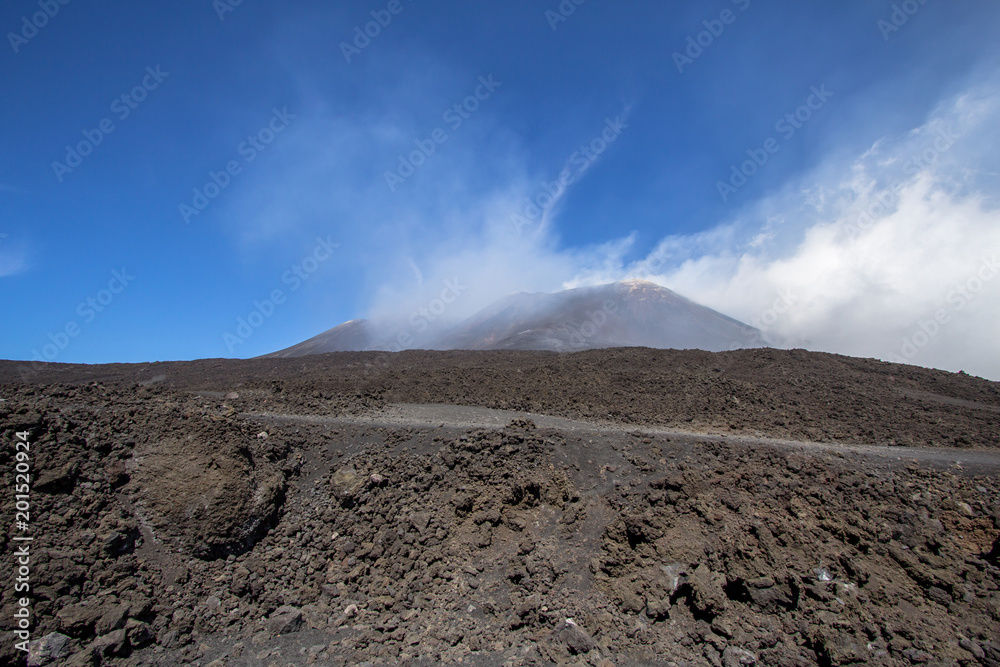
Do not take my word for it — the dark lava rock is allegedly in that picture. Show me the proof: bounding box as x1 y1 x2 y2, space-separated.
128 421 286 559
57 604 105 637
27 632 72 667
556 621 597 655
265 606 303 635
722 646 757 667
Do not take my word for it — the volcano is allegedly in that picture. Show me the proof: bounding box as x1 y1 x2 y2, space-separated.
264 319 374 357
265 280 763 357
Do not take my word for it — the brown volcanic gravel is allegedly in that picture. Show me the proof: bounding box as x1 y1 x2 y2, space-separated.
4 347 999 448
1 348 999 666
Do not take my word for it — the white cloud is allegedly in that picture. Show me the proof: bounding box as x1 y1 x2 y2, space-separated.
574 79 1000 379
231 35 1000 379
224 52 635 331
0 233 28 278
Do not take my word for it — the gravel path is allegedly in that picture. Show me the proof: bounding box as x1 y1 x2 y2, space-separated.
243 402 1000 473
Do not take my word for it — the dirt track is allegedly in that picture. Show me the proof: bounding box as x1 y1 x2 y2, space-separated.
246 402 1000 475
1 348 999 666
5 347 1000 449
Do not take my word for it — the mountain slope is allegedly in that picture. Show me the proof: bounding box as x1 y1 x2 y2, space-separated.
265 319 375 358
437 280 760 352
264 280 762 357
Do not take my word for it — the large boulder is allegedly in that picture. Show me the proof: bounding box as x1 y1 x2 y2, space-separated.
126 420 286 558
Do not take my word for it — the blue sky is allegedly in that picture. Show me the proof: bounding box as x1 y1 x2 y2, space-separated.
3 1 1000 378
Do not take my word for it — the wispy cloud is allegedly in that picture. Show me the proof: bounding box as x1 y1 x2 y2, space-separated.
569 77 1000 379
221 29 1000 378
0 233 28 277
219 49 634 323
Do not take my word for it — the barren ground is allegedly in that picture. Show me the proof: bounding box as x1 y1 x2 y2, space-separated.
1 348 998 666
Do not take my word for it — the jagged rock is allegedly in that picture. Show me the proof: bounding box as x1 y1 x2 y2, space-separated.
979 640 1000 667
556 621 598 655
960 639 985 660
63 647 97 667
330 468 364 504
711 617 736 639
265 606 303 635
90 629 128 658
986 535 1000 565
926 586 951 605
57 603 105 637
27 632 72 667
125 619 154 648
410 512 431 534
745 577 796 611
811 627 869 665
130 423 287 559
902 647 931 663
722 646 757 667
35 462 78 493
157 629 180 649
688 564 729 618
94 603 128 635
646 597 671 619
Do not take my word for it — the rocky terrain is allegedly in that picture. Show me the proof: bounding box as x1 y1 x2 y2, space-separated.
1 348 999 666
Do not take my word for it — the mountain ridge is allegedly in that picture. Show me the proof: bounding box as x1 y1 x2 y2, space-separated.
264 280 763 357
